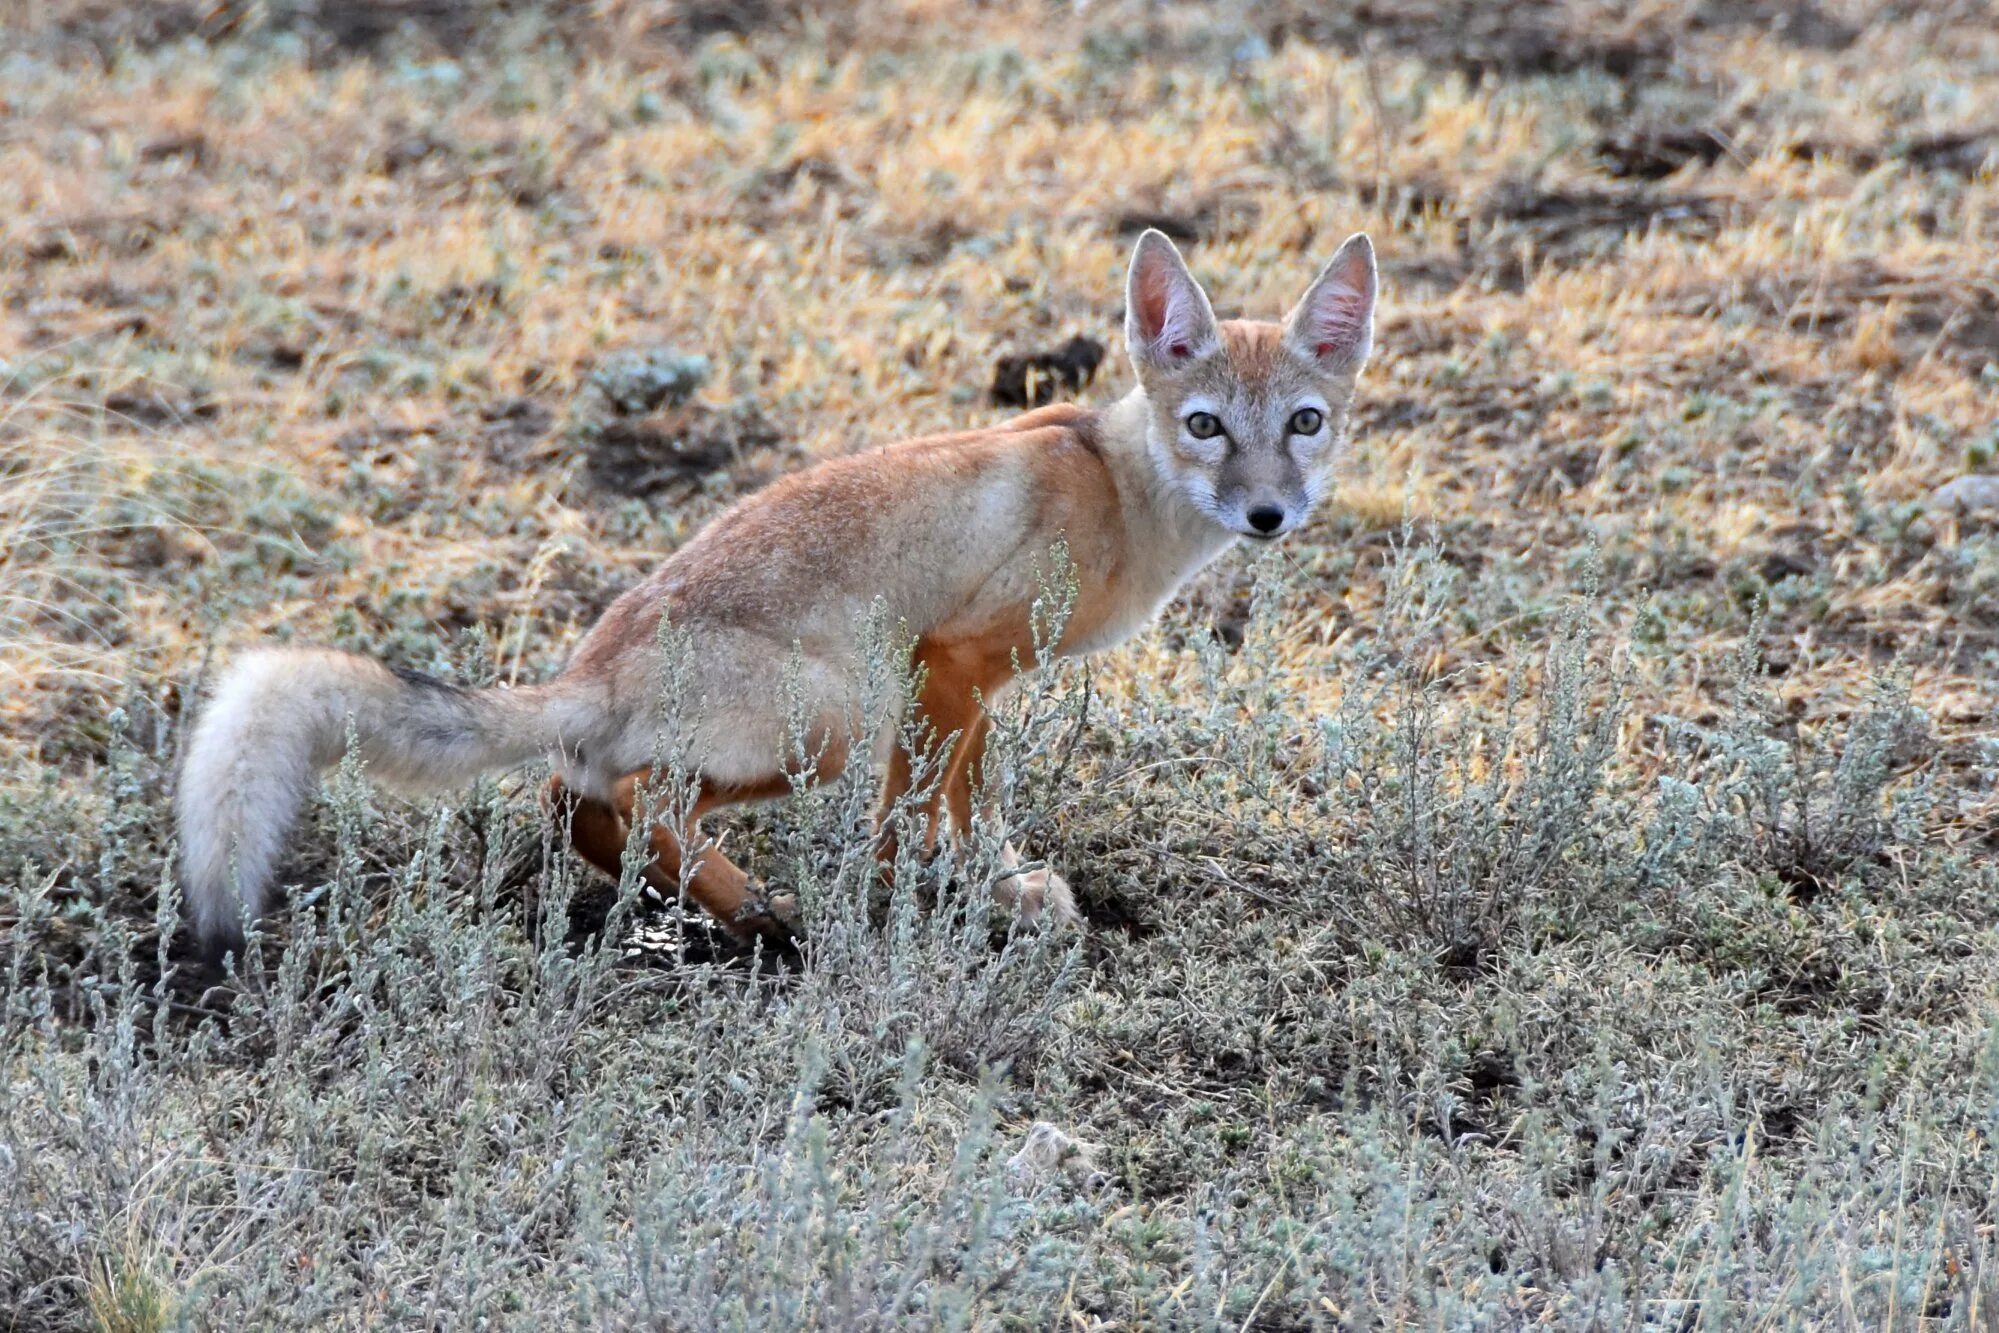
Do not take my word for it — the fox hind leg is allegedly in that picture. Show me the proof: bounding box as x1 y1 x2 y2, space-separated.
546 771 798 944
544 775 630 881
611 771 804 944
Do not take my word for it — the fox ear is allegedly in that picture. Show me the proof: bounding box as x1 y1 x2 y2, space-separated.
1125 229 1220 371
1284 233 1376 372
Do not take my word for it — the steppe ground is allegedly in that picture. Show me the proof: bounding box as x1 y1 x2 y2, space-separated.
4 0 1999 1327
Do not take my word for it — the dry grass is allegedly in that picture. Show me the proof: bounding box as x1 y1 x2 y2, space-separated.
3 0 1999 1327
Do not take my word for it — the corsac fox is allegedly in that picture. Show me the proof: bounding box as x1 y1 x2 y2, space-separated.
178 228 1379 960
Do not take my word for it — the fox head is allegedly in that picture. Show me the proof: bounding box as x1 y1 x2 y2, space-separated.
1123 228 1376 541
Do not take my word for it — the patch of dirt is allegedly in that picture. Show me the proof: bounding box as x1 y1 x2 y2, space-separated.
1788 128 1995 177
102 389 218 428
1078 885 1157 942
1693 0 1860 50
20 213 171 265
1257 2 1855 104
1112 209 1211 244
1897 130 1998 176
277 0 494 56
1163 568 1257 655
38 1 218 60
139 132 209 166
658 0 797 43
376 129 454 178
1904 297 1999 369
480 397 555 465
1482 180 1718 239
1357 177 1456 218
1511 444 1602 503
1463 1049 1520 1094
258 342 310 372
587 402 783 497
1596 125 1731 180
1755 543 1818 586
1355 392 1443 434
1764 263 1999 373
334 420 428 461
1473 180 1721 279
1110 199 1260 246
745 155 868 218
37 0 517 59
1266 1 1670 81
868 218 976 269
989 335 1106 408
1438 935 1493 978
1383 256 1474 297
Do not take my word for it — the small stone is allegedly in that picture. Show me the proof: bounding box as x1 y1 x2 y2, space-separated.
589 347 711 416
1928 475 1999 515
1007 1121 1107 1192
1231 34 1272 66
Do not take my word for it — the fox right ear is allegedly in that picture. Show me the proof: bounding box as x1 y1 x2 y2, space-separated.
1125 229 1220 371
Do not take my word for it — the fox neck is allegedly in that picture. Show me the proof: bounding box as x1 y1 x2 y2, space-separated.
1042 386 1237 657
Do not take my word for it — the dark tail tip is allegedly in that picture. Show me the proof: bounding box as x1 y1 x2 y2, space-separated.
199 924 245 975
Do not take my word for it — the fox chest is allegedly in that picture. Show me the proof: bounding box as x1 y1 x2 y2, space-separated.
1060 538 1234 657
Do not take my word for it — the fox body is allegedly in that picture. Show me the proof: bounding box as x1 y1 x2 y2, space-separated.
178 229 1379 958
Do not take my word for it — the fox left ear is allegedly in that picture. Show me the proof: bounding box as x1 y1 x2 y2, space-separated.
1284 233 1377 373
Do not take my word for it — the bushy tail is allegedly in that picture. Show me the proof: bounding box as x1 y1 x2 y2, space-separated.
177 647 580 960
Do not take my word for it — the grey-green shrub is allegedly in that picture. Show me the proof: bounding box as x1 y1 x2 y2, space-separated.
4 546 1997 1330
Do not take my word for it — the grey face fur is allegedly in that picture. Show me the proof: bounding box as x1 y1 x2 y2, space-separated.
1123 229 1377 540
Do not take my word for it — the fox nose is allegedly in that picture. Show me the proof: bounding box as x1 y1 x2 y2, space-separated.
1246 504 1286 535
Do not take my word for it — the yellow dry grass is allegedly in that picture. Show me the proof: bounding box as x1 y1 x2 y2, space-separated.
2 0 1995 824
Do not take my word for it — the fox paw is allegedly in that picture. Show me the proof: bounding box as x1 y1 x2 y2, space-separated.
998 843 1081 927
735 889 800 944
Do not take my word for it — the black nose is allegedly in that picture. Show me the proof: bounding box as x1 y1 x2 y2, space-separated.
1246 505 1285 535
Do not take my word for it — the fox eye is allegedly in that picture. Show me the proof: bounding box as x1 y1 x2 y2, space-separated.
1289 407 1325 436
1185 411 1224 439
